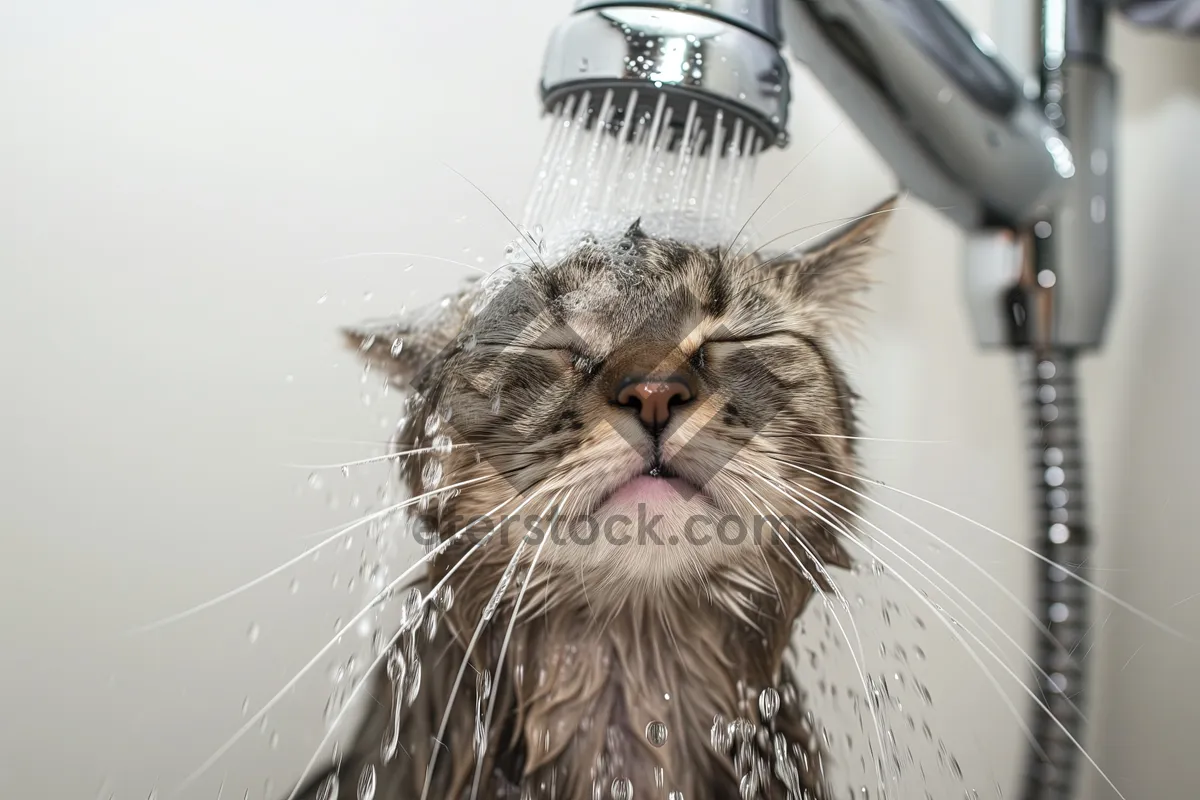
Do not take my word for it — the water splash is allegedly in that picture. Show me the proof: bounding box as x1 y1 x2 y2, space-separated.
758 688 780 721
315 774 339 800
645 720 669 747
356 765 376 800
789 565 990 798
515 87 763 267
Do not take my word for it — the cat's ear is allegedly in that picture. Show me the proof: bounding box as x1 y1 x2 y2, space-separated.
342 287 475 385
341 318 419 380
763 195 897 326
624 217 646 240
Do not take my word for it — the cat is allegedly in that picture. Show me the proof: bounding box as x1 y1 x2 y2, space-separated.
294 196 896 800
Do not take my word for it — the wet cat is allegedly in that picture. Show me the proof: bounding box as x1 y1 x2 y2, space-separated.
295 197 895 800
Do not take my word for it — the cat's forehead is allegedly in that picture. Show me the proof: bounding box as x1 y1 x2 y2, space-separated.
463 237 789 353
553 243 723 342
552 240 755 318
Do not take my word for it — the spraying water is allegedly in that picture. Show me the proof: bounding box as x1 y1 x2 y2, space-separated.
517 88 764 265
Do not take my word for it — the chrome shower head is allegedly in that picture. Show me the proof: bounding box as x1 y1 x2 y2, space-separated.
539 1 791 151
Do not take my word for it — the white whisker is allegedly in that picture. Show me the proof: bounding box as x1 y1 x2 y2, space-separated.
329 251 491 275
753 465 1130 797
1172 592 1200 608
131 474 500 634
292 436 405 448
800 434 948 444
420 490 565 800
276 487 552 800
170 488 546 799
468 491 568 800
419 549 526 800
1120 644 1144 672
760 460 1076 679
285 442 474 471
442 162 549 272
805 462 1190 641
1071 610 1112 659
1078 610 1115 663
728 124 848 263
723 119 845 265
750 465 1056 753
734 481 889 793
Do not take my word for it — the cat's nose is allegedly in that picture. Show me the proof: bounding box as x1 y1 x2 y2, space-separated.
614 376 694 432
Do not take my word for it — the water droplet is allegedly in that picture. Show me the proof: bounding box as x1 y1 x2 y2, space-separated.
759 687 780 720
421 459 443 491
269 730 279 749
710 715 732 751
390 338 404 357
330 660 346 686
579 57 590 71
477 669 492 700
316 293 328 305
400 588 423 630
247 623 260 644
432 434 453 456
316 774 339 800
668 793 684 800
611 777 633 800
357 765 376 800
308 473 323 490
406 660 422 705
645 720 668 747
483 554 522 620
240 696 250 716
424 413 441 437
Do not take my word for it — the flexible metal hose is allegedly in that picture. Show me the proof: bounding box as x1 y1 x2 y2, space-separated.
1019 349 1092 799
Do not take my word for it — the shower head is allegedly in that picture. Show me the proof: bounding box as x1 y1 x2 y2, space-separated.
541 0 1077 229
540 1 792 150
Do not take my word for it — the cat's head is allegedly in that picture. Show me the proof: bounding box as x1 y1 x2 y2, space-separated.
347 198 894 613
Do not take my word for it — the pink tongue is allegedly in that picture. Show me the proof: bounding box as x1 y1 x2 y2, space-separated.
605 476 692 506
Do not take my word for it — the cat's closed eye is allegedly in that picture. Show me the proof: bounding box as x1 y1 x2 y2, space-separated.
703 330 798 345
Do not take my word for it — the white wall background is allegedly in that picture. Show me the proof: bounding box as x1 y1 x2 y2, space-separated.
1 1 1198 798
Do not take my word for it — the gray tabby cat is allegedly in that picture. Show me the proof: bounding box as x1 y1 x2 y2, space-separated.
294 197 896 800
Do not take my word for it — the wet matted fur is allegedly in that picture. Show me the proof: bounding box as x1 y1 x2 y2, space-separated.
293 198 896 800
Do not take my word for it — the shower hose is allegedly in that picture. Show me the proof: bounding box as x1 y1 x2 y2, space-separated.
1019 349 1091 800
